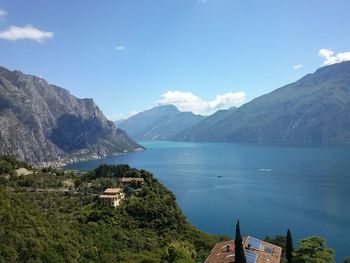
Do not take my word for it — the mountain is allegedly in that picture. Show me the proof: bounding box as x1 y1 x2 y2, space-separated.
175 61 350 144
0 66 142 164
117 105 205 140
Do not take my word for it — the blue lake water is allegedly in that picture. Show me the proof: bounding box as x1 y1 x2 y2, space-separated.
66 141 350 261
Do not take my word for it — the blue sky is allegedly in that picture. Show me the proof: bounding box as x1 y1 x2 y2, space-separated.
1 0 350 119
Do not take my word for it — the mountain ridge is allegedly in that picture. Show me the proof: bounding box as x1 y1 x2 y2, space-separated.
0 66 142 164
174 61 350 144
117 104 205 140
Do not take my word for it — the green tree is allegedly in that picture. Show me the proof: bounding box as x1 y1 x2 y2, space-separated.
234 220 246 263
0 159 13 175
292 236 334 263
286 229 293 263
343 257 350 263
166 241 196 263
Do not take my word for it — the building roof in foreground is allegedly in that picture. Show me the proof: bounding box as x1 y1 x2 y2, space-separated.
204 236 282 263
205 240 235 263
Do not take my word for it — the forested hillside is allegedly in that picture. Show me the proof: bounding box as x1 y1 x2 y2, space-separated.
0 156 225 263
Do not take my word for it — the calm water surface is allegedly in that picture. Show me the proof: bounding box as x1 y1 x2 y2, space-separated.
66 141 350 261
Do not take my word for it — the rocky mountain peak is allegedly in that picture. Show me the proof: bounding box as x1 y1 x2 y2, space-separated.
0 66 142 164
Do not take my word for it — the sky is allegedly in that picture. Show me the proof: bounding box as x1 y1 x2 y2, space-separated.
0 0 350 120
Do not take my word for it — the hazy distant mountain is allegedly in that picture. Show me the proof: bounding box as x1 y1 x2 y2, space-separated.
175 61 350 144
117 105 205 140
0 66 142 164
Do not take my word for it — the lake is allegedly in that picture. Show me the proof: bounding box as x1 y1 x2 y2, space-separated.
66 141 350 261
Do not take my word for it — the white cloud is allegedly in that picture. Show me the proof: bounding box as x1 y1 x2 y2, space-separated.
319 48 350 66
158 90 245 115
293 64 303 70
0 9 7 17
115 45 125 51
198 0 208 3
0 25 53 42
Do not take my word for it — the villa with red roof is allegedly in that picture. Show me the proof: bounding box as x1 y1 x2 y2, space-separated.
205 236 282 263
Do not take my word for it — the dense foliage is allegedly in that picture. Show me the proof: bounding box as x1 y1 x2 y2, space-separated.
0 160 226 263
265 234 339 263
292 236 335 263
0 155 32 176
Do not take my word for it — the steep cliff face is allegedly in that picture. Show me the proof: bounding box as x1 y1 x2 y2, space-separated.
0 66 142 163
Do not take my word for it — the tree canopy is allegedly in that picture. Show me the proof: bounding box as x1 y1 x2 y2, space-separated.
292 236 335 263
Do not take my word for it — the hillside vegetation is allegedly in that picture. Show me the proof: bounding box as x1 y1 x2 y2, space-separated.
0 156 225 263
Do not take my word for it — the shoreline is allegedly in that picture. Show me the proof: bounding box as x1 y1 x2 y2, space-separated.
38 147 145 168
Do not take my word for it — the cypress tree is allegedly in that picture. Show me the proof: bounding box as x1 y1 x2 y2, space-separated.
286 229 294 263
235 220 247 263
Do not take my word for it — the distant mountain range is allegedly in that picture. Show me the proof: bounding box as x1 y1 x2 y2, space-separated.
175 61 350 144
117 105 205 140
121 61 350 145
2 60 348 164
0 66 142 164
